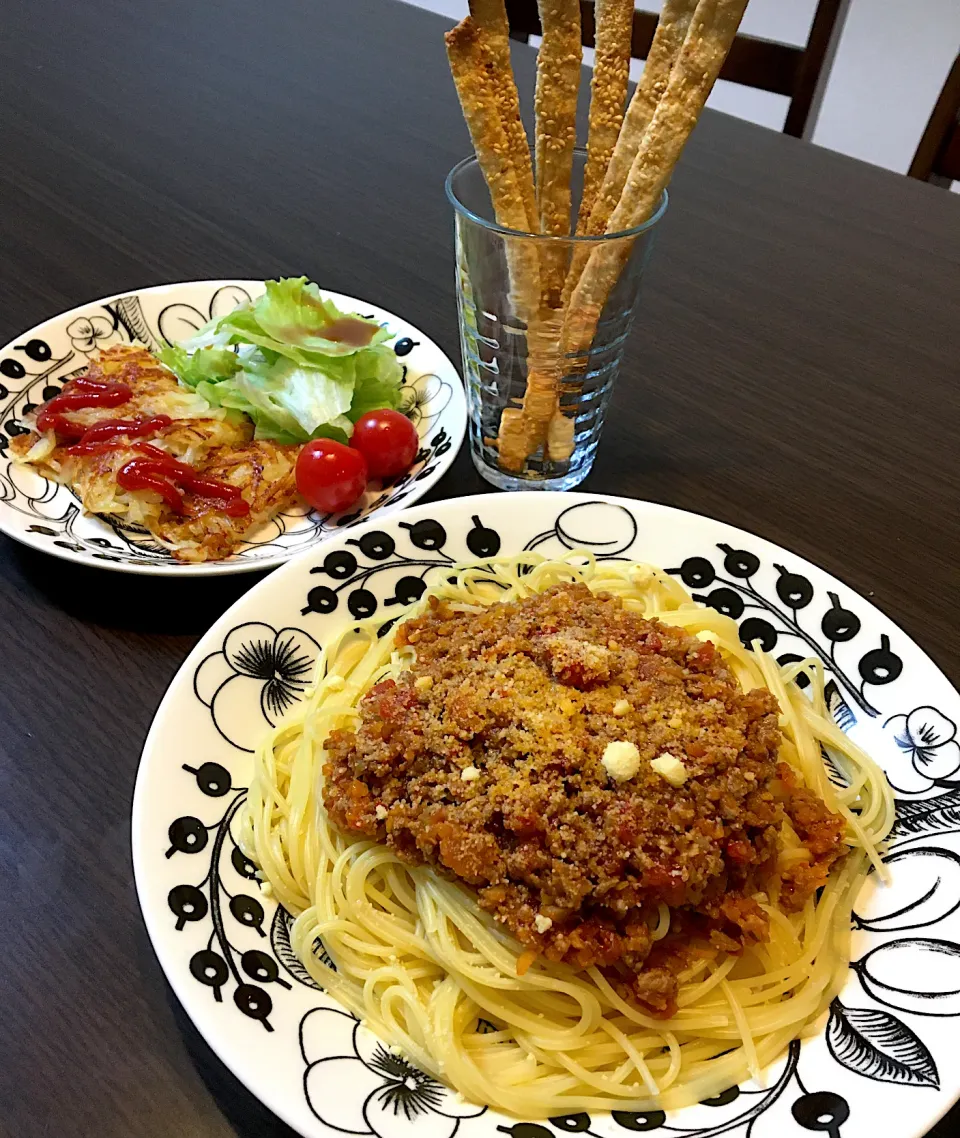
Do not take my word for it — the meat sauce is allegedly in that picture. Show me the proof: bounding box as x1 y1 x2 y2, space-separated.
323 584 846 1015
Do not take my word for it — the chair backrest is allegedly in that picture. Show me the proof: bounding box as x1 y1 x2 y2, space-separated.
504 0 848 140
908 54 960 187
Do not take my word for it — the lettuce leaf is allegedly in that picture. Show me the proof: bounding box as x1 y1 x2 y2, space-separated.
193 371 350 444
203 279 392 367
160 277 404 443
177 314 242 352
253 277 392 357
347 344 405 422
157 345 239 387
237 357 354 435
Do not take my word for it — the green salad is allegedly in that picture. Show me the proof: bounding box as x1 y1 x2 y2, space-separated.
159 277 404 445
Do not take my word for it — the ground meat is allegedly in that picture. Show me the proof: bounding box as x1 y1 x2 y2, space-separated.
322 584 846 1016
776 761 848 912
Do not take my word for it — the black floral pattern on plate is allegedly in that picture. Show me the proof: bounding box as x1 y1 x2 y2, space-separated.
884 707 960 794
301 1007 485 1137
166 785 281 1031
193 622 322 752
168 764 335 1029
300 515 457 620
826 1000 939 1087
668 547 902 717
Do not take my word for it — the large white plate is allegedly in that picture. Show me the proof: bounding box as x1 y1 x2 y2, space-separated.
133 493 960 1138
0 280 465 574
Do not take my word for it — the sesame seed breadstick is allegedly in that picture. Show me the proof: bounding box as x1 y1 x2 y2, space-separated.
469 0 538 234
545 409 575 461
563 0 750 358
445 18 529 236
496 407 531 470
446 16 548 471
503 0 583 469
562 0 696 303
534 0 582 305
576 0 635 235
498 0 584 471
498 307 565 472
445 17 541 321
586 0 697 237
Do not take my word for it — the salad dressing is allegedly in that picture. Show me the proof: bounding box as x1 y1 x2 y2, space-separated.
319 316 378 347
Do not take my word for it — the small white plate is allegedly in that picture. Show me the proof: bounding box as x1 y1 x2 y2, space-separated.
0 280 465 574
133 493 960 1138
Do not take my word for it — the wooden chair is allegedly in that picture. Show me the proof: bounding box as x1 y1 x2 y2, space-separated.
504 0 849 140
908 54 960 187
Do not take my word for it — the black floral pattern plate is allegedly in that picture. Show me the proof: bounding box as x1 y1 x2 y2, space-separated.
132 493 960 1138
0 280 465 574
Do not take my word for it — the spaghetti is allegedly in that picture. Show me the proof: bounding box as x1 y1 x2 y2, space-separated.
245 554 893 1116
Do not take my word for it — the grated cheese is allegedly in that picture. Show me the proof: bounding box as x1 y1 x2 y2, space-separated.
651 752 688 787
601 741 641 781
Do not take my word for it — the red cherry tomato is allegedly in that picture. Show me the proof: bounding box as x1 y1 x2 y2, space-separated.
350 409 419 480
296 439 368 514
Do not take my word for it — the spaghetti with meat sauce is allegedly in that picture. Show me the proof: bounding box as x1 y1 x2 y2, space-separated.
247 553 893 1116
323 584 845 1016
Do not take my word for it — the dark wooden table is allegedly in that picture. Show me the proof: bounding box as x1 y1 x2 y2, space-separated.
1 1 958 1135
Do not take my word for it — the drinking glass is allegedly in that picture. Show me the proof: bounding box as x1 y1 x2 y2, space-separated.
446 149 667 491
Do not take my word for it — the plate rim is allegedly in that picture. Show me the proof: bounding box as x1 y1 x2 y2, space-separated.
0 278 466 577
131 490 960 1138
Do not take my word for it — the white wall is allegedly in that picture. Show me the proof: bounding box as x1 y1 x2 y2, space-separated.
410 0 960 182
812 0 960 179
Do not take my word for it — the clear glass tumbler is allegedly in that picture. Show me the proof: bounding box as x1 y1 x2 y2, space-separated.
446 149 667 491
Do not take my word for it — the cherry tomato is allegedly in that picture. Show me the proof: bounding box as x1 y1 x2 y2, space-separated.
350 409 419 480
296 439 368 514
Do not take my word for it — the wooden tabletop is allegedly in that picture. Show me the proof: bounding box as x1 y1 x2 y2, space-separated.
1 1 958 1135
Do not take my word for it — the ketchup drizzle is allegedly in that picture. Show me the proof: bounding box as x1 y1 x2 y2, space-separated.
36 376 133 440
34 375 247 519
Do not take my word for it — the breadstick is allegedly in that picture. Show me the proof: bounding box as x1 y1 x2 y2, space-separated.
586 0 697 237
535 0 582 304
445 18 540 321
469 0 538 233
563 0 696 303
576 0 634 234
545 410 575 461
496 407 531 471
563 0 749 357
447 17 546 471
498 307 567 472
502 0 582 470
